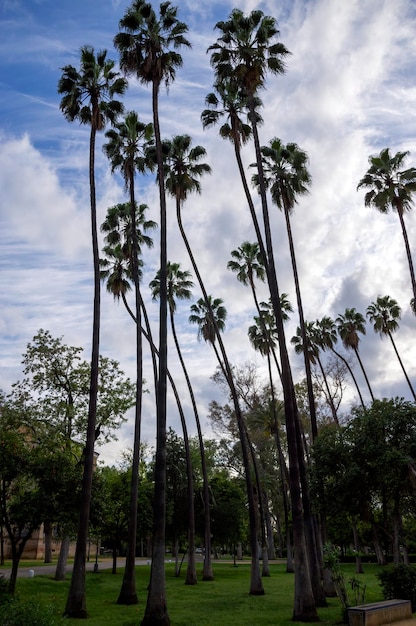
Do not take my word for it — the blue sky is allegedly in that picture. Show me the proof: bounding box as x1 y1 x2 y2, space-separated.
1 0 416 464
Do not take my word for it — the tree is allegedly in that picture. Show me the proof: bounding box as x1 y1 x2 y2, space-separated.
336 308 375 402
291 322 339 425
103 112 153 605
115 4 190 622
357 148 416 305
209 12 318 617
257 137 317 440
366 295 416 401
58 46 126 619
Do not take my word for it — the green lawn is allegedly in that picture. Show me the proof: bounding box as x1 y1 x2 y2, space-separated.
7 561 389 625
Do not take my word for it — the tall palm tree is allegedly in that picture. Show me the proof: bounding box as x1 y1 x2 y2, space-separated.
150 262 198 585
115 4 190 622
336 308 375 402
291 323 338 425
366 295 416 401
314 316 365 408
209 12 320 616
257 137 318 439
103 114 154 605
189 296 226 361
228 241 266 310
58 46 126 619
357 148 416 306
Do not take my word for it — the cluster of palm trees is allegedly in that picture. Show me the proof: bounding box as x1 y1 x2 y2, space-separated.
57 1 416 623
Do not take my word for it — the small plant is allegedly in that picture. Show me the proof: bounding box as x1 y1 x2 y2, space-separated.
323 543 350 621
0 597 59 626
0 574 11 606
350 575 366 605
378 564 416 611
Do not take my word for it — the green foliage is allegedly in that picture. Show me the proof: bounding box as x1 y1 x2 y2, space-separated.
0 596 59 626
378 564 416 610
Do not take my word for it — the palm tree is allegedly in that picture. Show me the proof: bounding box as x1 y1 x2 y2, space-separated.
150 262 198 585
291 323 339 425
189 296 227 360
103 113 154 605
58 46 126 619
257 137 318 439
115 4 190 622
314 316 365 408
209 12 320 616
336 308 375 401
366 295 416 401
228 241 266 308
357 148 416 305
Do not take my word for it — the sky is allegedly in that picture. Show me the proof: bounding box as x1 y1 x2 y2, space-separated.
1 0 416 465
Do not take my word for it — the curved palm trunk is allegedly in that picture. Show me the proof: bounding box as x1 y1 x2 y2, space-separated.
65 123 100 619
388 331 416 401
142 78 169 626
177 201 264 595
117 177 143 605
248 98 317 620
169 310 213 581
316 355 339 424
398 208 416 304
169 309 197 585
266 349 293 572
282 201 318 440
330 346 365 408
353 347 375 402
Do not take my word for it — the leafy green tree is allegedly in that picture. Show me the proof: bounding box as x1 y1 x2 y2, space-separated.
58 46 127 619
336 308 374 402
115 4 190 622
366 295 416 401
104 111 154 606
357 148 416 306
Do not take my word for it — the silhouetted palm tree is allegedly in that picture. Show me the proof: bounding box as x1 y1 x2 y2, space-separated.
367 295 416 400
336 308 374 401
358 148 416 305
115 3 190 621
58 46 126 619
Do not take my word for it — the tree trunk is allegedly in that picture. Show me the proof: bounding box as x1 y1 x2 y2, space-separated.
142 78 170 626
55 535 70 581
353 347 374 402
64 122 100 619
388 332 416 401
352 521 363 574
398 208 416 304
43 521 52 563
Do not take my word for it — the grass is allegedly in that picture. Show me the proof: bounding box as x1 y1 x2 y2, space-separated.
8 561 389 625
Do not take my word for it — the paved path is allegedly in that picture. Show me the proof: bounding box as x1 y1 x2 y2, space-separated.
0 558 150 580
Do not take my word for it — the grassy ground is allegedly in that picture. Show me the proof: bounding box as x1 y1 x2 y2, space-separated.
8 561 388 625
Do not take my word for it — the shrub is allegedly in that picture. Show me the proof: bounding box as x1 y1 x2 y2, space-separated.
0 597 59 626
378 564 416 610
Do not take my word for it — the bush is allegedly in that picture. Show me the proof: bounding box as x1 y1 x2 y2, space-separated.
378 564 416 610
0 597 60 626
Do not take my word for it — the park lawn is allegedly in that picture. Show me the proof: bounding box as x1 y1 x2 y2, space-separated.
12 562 387 625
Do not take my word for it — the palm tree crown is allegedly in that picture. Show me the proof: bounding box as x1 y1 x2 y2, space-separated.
256 138 312 213
150 262 193 314
208 8 290 100
114 0 190 88
228 241 266 287
366 295 401 337
335 307 366 351
163 134 211 203
189 296 226 344
58 46 126 129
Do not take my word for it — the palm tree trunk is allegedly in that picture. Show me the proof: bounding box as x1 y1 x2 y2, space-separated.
330 347 365 408
142 78 169 626
169 310 197 586
398 208 416 304
388 332 416 401
316 356 339 424
170 311 213 580
55 535 70 581
282 200 318 440
117 178 143 605
353 347 375 401
248 97 317 620
65 123 100 619
177 201 264 595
